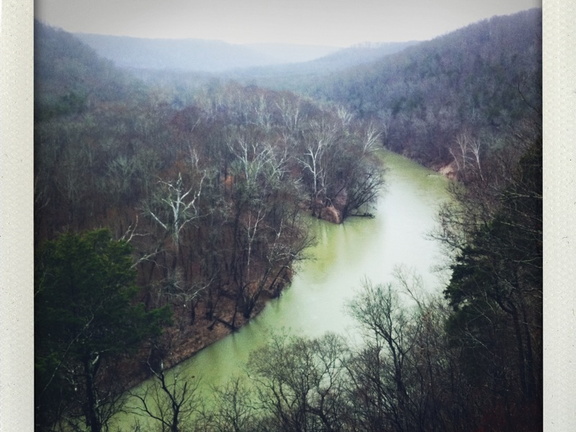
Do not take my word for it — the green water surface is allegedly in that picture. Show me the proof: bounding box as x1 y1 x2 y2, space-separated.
111 150 451 429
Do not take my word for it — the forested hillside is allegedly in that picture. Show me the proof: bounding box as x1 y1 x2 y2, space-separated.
34 22 147 121
302 9 541 171
34 21 385 431
35 8 542 432
122 41 418 104
224 41 419 89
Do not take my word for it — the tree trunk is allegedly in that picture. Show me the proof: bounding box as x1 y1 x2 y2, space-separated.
83 354 102 432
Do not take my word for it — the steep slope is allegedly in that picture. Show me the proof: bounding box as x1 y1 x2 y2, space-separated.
303 9 542 169
311 41 419 69
34 21 144 120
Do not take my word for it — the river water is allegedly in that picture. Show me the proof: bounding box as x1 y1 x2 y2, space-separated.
112 150 451 429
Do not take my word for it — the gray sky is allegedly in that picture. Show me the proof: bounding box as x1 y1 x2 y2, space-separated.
36 0 541 47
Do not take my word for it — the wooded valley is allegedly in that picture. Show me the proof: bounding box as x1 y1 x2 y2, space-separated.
35 8 542 432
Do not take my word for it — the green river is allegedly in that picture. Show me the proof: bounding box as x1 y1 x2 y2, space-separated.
112 150 451 429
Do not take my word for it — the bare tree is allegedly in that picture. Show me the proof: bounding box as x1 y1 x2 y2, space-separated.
198 378 259 432
276 96 302 132
128 360 200 432
347 280 420 432
297 119 339 210
361 122 382 155
336 106 353 128
248 332 350 432
145 172 206 245
449 131 484 181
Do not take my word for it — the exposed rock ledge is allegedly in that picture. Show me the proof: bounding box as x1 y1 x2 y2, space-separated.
436 161 457 179
319 204 343 224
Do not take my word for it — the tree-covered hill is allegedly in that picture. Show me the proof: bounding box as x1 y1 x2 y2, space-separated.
300 9 542 170
35 21 387 431
133 9 541 178
34 21 148 121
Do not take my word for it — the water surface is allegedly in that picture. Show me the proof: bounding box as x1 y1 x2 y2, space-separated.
113 150 451 428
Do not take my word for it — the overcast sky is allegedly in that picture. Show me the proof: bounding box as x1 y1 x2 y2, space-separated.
35 0 541 47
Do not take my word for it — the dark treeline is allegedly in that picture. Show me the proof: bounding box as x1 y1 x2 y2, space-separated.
34 21 384 432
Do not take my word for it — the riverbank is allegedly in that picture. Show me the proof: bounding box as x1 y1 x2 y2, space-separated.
106 149 452 431
114 201 363 391
134 150 449 380
110 269 293 393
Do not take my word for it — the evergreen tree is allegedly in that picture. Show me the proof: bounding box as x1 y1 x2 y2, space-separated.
35 229 170 432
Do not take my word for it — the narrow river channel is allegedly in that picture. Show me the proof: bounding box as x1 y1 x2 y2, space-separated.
112 150 451 429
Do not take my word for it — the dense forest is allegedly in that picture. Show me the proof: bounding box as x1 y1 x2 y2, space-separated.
35 8 542 432
301 9 541 170
34 20 385 431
